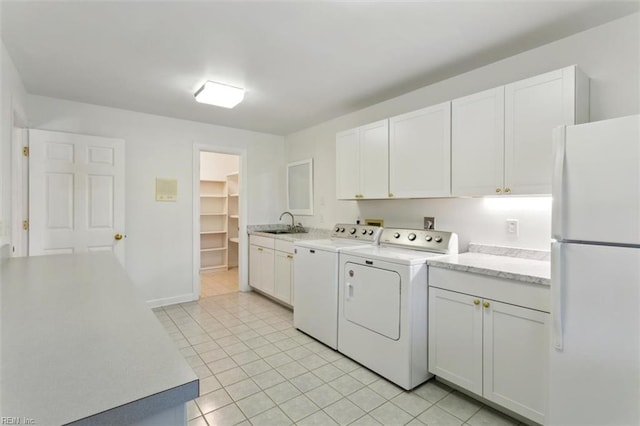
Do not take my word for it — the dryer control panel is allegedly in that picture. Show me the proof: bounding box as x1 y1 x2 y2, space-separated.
379 228 458 254
331 223 383 242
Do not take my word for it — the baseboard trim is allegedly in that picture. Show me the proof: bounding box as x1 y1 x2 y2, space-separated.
147 293 197 309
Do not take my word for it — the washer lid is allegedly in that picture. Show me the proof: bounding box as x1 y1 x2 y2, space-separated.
340 245 448 265
294 238 376 252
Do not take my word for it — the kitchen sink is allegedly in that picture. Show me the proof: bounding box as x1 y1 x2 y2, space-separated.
261 228 307 234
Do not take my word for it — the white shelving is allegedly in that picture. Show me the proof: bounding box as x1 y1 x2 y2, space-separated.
199 179 227 271
199 172 239 271
227 172 239 268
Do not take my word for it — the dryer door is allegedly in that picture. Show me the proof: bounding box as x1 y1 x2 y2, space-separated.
343 262 401 340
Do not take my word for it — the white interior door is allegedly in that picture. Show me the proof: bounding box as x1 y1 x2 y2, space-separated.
29 130 126 264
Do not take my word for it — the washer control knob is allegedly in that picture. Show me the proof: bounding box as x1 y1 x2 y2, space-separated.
350 228 357 234
425 235 433 242
435 236 443 243
393 232 401 239
408 233 417 241
368 230 374 235
335 227 340 232
340 227 345 233
361 229 367 235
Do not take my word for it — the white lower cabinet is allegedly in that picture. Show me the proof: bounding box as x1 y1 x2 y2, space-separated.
429 271 549 424
249 236 274 295
429 289 483 394
249 235 293 306
483 299 548 423
274 240 294 305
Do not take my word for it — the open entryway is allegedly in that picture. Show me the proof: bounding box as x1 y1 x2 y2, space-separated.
194 146 247 299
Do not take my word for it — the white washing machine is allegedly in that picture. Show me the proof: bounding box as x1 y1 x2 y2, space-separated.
338 228 458 390
293 224 382 349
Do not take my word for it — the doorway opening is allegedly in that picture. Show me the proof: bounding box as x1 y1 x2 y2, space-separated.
197 150 241 298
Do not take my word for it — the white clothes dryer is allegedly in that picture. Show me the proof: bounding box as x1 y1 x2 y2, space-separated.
293 224 382 349
338 228 458 390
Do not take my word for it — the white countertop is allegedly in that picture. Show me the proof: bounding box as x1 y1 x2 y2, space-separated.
427 243 551 286
1 252 198 425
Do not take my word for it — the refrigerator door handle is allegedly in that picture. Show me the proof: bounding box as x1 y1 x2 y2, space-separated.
551 242 564 350
551 126 567 241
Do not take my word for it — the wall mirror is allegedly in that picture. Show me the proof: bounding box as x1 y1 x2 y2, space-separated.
287 159 314 215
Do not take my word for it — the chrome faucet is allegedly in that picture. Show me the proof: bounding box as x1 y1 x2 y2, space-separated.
279 211 295 229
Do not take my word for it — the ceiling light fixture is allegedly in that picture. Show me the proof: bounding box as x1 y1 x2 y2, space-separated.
194 81 245 108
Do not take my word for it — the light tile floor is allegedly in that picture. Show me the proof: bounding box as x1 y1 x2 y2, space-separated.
154 291 526 426
200 268 239 298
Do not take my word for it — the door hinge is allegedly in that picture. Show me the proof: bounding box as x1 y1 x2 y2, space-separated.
22 146 29 157
23 220 29 230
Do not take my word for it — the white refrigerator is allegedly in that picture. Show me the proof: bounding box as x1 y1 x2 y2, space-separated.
549 114 639 426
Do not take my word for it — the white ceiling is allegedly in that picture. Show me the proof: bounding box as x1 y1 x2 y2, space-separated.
1 1 638 135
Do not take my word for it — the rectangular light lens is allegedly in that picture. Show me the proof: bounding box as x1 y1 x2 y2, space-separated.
194 81 245 108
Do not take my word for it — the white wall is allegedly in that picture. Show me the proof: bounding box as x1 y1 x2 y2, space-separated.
285 13 640 251
27 95 285 305
200 151 239 181
0 40 28 259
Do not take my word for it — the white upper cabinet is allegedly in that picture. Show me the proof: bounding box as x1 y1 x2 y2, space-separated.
452 65 589 196
452 87 505 196
504 66 588 194
336 65 588 200
389 102 451 198
336 119 389 200
336 128 360 200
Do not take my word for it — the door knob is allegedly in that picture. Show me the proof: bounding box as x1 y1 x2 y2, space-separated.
114 233 126 241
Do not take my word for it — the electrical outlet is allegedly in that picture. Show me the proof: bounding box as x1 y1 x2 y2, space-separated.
506 219 519 236
424 217 435 230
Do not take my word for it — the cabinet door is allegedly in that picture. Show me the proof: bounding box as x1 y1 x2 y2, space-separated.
428 288 483 395
359 119 389 199
452 88 505 196
274 250 293 304
260 247 275 295
249 244 262 290
336 128 360 200
389 102 451 198
483 300 549 424
505 67 576 194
